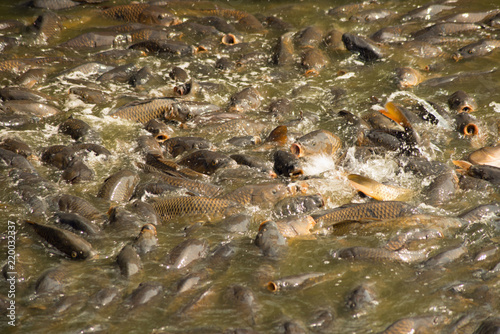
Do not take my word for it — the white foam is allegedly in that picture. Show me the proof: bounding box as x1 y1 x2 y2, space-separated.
301 154 337 175
336 72 356 80
489 101 500 113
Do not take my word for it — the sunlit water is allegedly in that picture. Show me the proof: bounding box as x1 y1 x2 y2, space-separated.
1 0 500 333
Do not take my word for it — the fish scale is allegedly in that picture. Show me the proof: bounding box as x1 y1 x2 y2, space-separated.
110 98 175 124
140 163 221 197
151 196 239 221
103 4 150 22
313 201 419 226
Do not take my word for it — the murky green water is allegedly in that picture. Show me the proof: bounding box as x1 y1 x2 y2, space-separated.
1 0 500 333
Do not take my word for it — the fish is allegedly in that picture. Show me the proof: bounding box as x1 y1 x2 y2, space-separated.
117 244 142 277
26 220 95 260
224 285 258 325
58 194 105 221
346 284 377 312
274 215 316 238
453 160 500 185
295 26 323 48
334 246 427 263
139 163 222 197
412 23 482 41
423 171 459 207
291 129 341 158
301 48 328 76
265 125 288 146
395 67 423 89
313 201 420 227
467 145 500 168
218 183 294 207
145 153 205 179
150 196 240 222
199 9 264 32
35 267 67 295
0 147 35 172
60 31 118 49
0 137 33 158
384 228 443 251
443 10 500 23
58 118 92 141
350 9 394 22
132 224 157 255
267 272 326 292
448 90 477 113
228 87 262 113
348 174 413 201
272 32 295 66
272 194 324 217
103 4 179 26
110 98 175 124
2 100 61 119
273 150 303 178
53 212 100 236
164 239 209 270
455 112 480 136
423 245 467 268
402 3 455 21
97 169 140 202
254 220 287 258
177 150 236 175
163 136 212 158
125 281 163 309
342 33 384 61
452 39 500 61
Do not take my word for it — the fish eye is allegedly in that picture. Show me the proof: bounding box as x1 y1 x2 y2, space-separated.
71 251 77 258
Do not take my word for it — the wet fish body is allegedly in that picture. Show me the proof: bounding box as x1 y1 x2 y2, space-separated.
110 98 175 124
97 169 140 202
342 33 383 61
26 220 95 260
164 239 209 270
150 196 239 222
313 201 420 227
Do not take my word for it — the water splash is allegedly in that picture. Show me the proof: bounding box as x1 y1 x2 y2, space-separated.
388 90 452 130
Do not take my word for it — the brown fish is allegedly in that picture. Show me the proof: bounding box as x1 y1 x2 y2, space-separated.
467 145 500 168
177 150 236 175
348 174 413 201
395 67 423 89
301 48 328 76
110 98 175 124
313 201 420 227
26 220 95 260
291 129 342 158
448 90 477 113
334 246 427 263
218 183 294 207
58 194 105 221
267 272 326 292
275 215 316 238
97 169 140 202
103 4 179 26
164 239 209 270
139 163 221 197
117 244 142 277
272 32 295 66
150 196 239 222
